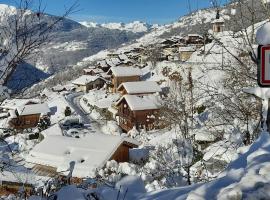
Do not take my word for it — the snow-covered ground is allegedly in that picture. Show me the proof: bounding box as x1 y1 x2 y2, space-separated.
1 1 270 199
48 131 270 200
80 21 153 33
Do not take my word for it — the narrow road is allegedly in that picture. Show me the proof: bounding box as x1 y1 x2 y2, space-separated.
65 92 91 124
65 92 103 132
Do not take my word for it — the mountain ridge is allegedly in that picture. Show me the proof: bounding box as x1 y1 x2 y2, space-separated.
79 20 158 33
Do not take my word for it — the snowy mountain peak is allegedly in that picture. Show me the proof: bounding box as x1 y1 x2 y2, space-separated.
79 20 154 33
0 4 17 16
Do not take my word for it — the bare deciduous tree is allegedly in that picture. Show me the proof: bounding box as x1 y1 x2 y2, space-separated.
0 0 79 86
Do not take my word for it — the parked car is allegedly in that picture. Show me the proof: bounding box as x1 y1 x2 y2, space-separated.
61 117 84 129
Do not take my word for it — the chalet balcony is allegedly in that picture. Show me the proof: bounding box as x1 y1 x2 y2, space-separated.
119 118 134 132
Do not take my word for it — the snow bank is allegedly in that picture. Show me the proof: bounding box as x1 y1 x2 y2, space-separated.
129 148 149 163
98 176 146 200
140 132 270 199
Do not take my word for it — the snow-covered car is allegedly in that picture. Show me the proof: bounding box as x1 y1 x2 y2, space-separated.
66 128 81 137
61 117 84 129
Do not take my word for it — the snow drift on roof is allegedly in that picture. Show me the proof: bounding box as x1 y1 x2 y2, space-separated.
179 46 196 52
108 67 142 77
17 103 50 116
72 75 105 85
118 54 129 61
26 134 139 178
116 95 160 111
0 98 40 110
117 81 161 94
212 18 225 24
83 68 104 74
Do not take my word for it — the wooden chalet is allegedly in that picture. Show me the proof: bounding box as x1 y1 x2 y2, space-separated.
185 34 204 46
117 81 161 96
212 18 225 33
118 54 129 62
9 103 50 129
97 60 110 72
106 57 122 68
116 95 160 132
212 10 225 33
179 46 196 61
107 66 142 93
107 52 119 58
72 75 107 92
52 85 67 92
160 38 178 47
83 68 104 75
25 132 140 179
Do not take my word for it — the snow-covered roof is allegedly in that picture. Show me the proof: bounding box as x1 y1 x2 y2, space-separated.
160 38 178 44
116 95 160 111
83 68 104 74
82 89 120 109
108 67 142 77
97 60 108 68
17 103 50 116
194 130 217 142
52 85 66 92
26 134 139 178
117 81 161 94
105 57 122 68
72 75 105 86
100 72 111 79
179 46 197 52
0 98 40 110
118 54 129 61
188 34 203 38
212 18 225 24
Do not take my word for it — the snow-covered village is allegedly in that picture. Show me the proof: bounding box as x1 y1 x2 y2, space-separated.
1 0 270 199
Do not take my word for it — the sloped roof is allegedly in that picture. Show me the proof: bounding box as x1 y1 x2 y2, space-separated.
118 54 129 61
188 34 203 38
179 46 197 52
26 134 139 178
117 81 161 94
212 18 225 24
72 75 105 86
107 66 142 77
17 103 50 116
116 95 160 111
0 98 40 110
83 68 104 74
97 60 108 68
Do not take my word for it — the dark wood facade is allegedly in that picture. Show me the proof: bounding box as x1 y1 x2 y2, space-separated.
117 98 158 132
9 114 41 129
111 75 140 93
83 68 104 76
117 86 157 96
74 78 106 93
186 35 204 45
110 141 138 162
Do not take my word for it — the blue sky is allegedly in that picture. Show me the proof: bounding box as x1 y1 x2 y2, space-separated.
1 0 227 24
